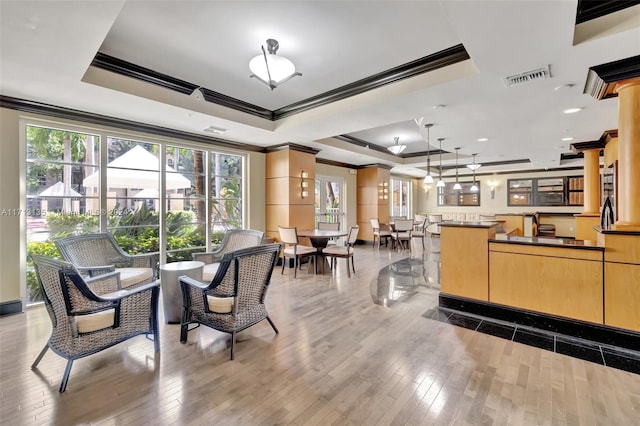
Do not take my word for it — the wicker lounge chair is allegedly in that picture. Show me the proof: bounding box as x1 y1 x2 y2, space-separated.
192 229 264 282
179 244 281 360
55 233 156 288
30 254 160 393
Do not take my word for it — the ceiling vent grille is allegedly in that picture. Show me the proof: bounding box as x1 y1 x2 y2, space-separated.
504 65 551 88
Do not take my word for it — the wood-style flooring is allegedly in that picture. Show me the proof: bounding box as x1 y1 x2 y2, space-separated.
1 242 639 425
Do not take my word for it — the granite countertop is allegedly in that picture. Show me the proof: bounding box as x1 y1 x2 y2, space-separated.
438 221 499 229
490 234 604 250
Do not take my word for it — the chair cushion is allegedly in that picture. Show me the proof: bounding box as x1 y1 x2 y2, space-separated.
322 246 353 256
206 295 234 313
202 263 221 283
283 245 316 256
117 267 153 288
74 309 115 333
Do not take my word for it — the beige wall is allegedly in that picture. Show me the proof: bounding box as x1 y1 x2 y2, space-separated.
0 108 23 304
316 163 357 230
246 150 265 232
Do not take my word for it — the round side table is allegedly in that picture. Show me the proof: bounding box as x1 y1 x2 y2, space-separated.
160 260 204 324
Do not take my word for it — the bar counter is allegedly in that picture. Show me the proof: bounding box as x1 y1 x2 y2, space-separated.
438 222 640 334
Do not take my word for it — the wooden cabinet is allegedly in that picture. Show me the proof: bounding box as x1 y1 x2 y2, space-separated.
568 176 584 206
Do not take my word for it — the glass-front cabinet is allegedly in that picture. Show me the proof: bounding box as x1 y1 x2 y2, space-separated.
508 179 533 206
536 178 565 206
507 176 584 207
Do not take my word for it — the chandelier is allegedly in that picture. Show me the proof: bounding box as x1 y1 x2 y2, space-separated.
249 39 301 90
388 137 407 155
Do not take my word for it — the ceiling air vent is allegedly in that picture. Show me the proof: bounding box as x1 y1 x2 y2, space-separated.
504 65 551 88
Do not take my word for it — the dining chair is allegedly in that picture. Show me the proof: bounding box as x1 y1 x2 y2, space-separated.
391 219 414 251
317 221 340 246
411 217 429 249
321 225 359 277
30 254 160 392
278 226 316 277
179 244 281 360
428 214 443 225
370 218 391 248
479 214 496 222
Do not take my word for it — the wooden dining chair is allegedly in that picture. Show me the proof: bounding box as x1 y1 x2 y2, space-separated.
318 221 340 246
370 218 391 248
391 219 414 251
321 225 359 277
278 226 316 277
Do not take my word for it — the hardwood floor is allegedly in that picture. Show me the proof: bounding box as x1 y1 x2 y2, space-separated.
1 243 639 425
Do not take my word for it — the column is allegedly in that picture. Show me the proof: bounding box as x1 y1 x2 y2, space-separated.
265 145 318 242
574 148 601 240
614 78 640 230
356 166 391 242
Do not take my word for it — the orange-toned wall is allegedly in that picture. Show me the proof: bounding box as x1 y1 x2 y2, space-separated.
356 167 390 241
265 148 316 241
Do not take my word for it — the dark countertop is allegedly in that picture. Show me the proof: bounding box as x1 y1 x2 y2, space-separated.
490 234 604 251
594 226 640 236
438 221 499 229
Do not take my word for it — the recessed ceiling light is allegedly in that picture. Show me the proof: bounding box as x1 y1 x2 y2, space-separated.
563 107 583 114
203 126 229 135
561 137 574 141
554 84 575 91
477 138 489 142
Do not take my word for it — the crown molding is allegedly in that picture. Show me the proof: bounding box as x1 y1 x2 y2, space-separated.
91 44 469 121
584 55 640 100
264 143 320 155
575 0 640 24
0 95 264 152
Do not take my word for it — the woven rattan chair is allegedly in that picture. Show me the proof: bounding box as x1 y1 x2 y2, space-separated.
179 244 281 360
370 218 391 248
321 225 359 277
192 229 264 282
30 254 160 393
55 233 156 288
278 226 316 277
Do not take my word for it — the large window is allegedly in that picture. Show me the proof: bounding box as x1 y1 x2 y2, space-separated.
24 123 245 305
390 178 411 218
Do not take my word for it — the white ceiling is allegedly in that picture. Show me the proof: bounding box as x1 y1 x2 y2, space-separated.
1 1 639 178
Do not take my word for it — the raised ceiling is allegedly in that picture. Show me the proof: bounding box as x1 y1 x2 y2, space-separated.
1 1 639 178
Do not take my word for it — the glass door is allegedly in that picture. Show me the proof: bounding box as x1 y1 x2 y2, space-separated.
315 176 344 227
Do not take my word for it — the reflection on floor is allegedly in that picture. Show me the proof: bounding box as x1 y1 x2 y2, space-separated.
372 239 640 376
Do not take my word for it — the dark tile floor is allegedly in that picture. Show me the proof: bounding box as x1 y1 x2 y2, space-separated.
371 243 640 376
424 307 640 375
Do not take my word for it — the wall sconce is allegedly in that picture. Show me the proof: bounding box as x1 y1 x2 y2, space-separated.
490 186 496 199
378 181 389 200
301 171 309 198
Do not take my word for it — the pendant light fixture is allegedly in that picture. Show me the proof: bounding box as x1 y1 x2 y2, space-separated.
470 153 479 192
249 39 302 90
388 136 407 155
436 138 445 187
423 123 434 184
453 147 462 190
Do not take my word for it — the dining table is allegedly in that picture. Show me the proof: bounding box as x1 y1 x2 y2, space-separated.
297 229 348 273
